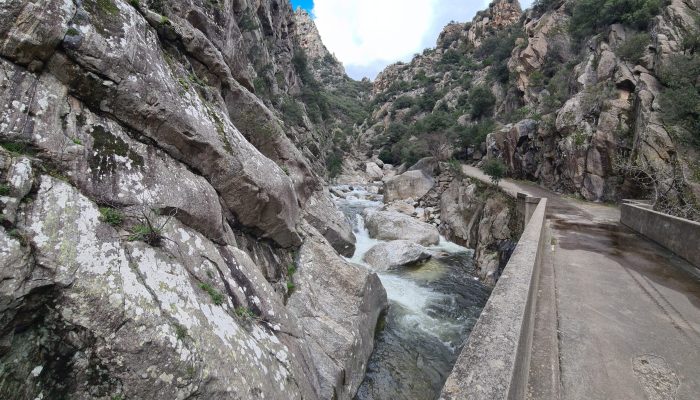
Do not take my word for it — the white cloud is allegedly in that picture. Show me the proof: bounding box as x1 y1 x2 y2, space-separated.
312 0 535 80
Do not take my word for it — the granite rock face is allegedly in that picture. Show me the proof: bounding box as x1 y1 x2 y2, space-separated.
383 170 436 203
0 1 383 399
363 209 440 246
363 240 432 270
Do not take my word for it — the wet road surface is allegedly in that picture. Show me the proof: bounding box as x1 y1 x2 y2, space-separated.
462 166 700 399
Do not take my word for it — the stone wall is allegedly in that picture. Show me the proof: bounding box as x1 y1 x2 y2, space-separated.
439 197 548 399
621 200 700 270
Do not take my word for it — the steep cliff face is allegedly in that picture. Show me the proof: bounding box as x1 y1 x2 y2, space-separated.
0 1 385 399
359 0 699 219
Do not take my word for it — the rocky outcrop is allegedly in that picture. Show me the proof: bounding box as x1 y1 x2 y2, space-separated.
383 170 436 203
0 1 384 399
304 189 357 257
293 8 346 85
363 209 440 246
362 240 432 270
287 224 388 400
439 177 521 284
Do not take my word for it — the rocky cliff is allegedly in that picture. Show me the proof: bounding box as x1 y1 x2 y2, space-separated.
0 1 386 399
355 0 700 220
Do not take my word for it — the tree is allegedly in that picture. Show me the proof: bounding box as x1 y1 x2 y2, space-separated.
425 133 451 161
483 158 507 186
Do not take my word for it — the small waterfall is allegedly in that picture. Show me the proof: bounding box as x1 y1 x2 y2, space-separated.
332 185 491 400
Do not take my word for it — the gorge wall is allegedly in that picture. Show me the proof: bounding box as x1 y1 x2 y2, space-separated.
351 0 700 220
2 0 699 398
0 0 382 399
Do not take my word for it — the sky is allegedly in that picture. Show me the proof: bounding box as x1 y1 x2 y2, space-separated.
291 0 534 80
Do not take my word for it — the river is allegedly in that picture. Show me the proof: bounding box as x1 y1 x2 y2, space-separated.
332 185 491 400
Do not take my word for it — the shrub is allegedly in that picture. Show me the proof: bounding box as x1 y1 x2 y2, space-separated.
99 207 124 226
616 32 650 63
569 0 663 43
326 151 343 179
0 184 10 196
199 283 225 305
286 264 297 292
235 306 256 320
281 98 305 126
477 26 523 83
482 158 507 185
128 223 163 246
392 95 414 111
457 119 495 149
659 54 700 143
469 86 496 119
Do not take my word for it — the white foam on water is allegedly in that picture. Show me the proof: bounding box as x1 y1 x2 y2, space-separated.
427 236 474 255
333 185 469 345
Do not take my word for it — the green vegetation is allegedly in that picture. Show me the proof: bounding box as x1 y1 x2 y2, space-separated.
199 283 225 306
569 0 664 43
616 32 650 63
95 0 119 15
174 323 188 340
128 223 163 246
99 207 124 226
469 85 496 119
326 151 343 178
475 25 524 83
1 141 36 156
71 137 82 145
239 10 259 31
129 0 139 7
458 119 496 148
66 28 80 37
659 54 700 144
392 95 415 111
286 264 297 292
234 306 256 320
0 184 10 196
483 158 507 185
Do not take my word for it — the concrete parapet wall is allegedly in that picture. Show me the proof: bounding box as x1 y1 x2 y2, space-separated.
439 197 548 400
621 201 700 269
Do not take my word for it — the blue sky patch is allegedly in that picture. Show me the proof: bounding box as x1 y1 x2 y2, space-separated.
291 0 314 12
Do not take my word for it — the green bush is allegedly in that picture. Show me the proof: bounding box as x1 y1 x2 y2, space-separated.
476 26 523 83
392 95 415 111
128 223 163 246
616 32 650 63
482 158 507 185
235 306 256 320
659 55 700 143
457 119 495 148
469 85 496 119
281 98 305 126
99 207 124 226
326 151 343 178
199 283 225 306
569 0 664 43
0 184 10 196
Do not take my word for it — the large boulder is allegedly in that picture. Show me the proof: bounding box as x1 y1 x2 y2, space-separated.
363 210 440 246
383 170 435 203
288 224 388 400
2 176 321 399
365 162 384 181
362 240 432 270
304 189 357 257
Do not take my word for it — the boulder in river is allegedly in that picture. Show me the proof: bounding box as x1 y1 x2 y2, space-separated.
363 210 440 246
363 240 432 270
383 170 435 203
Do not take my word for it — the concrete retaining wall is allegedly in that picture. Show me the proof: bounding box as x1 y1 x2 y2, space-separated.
439 197 548 400
621 201 700 269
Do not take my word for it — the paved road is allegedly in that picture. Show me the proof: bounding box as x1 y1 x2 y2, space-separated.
463 166 700 400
